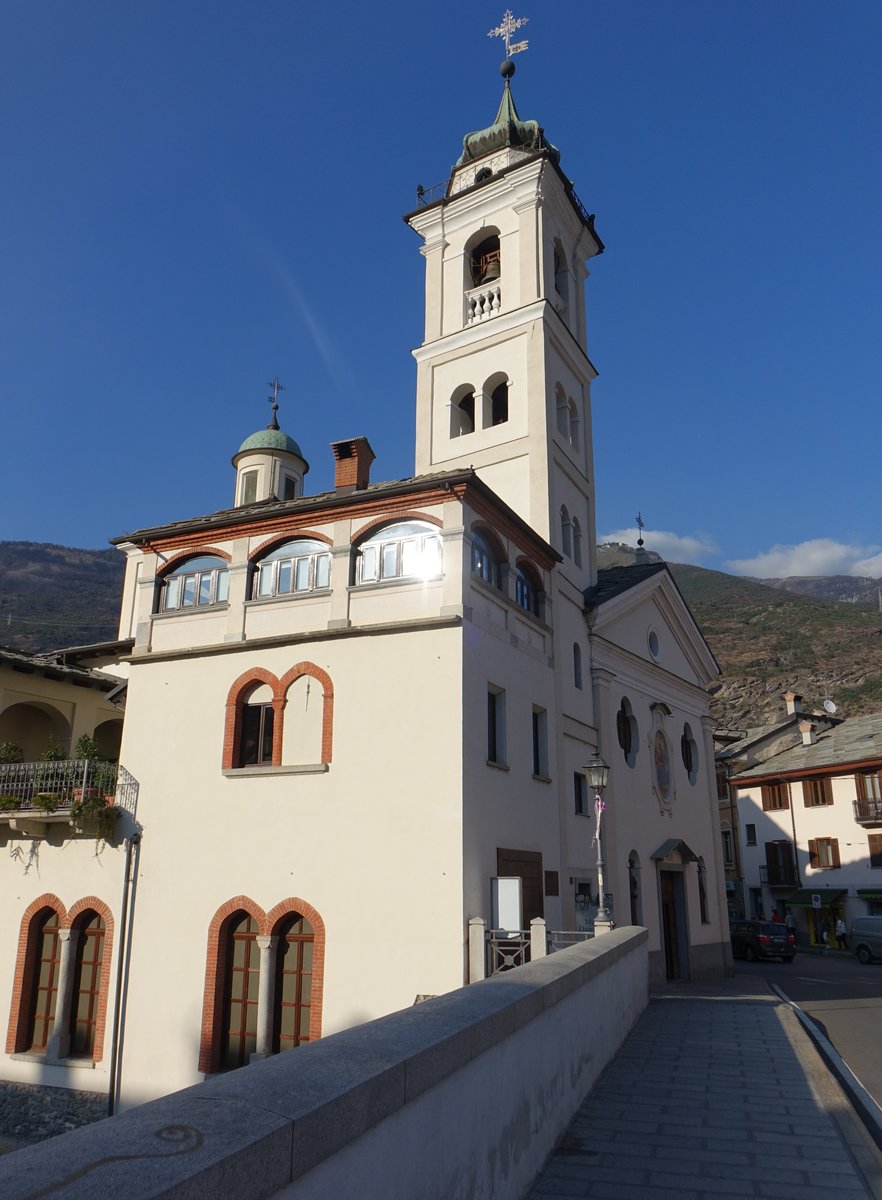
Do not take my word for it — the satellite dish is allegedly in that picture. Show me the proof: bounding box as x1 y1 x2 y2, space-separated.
823 699 837 714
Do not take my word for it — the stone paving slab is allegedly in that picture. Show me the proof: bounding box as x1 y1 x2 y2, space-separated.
525 978 882 1200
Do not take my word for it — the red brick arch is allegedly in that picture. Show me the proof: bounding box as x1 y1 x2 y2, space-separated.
198 895 325 1073
278 662 334 764
249 529 333 561
351 510 443 544
156 546 232 578
6 893 114 1061
222 663 334 769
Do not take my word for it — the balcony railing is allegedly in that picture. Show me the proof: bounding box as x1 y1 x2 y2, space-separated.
854 798 882 825
0 759 138 824
758 864 798 888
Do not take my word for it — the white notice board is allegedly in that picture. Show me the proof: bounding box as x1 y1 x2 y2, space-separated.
491 876 523 935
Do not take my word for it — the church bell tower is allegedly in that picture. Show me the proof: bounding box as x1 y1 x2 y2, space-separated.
406 44 604 585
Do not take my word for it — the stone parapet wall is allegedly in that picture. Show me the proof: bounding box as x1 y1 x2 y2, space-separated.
0 926 648 1200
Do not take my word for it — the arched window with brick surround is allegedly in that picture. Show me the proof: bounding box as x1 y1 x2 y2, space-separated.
6 894 114 1063
222 663 334 771
199 897 325 1074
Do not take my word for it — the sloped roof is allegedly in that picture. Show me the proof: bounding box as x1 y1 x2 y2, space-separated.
732 711 882 780
583 562 667 608
0 645 121 692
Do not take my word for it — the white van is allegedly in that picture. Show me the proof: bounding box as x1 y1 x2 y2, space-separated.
850 916 882 964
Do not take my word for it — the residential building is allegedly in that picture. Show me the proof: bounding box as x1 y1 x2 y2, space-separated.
730 710 882 944
1 58 730 1109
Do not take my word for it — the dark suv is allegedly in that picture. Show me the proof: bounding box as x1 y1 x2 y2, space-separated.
730 920 795 963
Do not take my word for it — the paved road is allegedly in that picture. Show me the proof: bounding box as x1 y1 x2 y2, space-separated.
733 952 882 1110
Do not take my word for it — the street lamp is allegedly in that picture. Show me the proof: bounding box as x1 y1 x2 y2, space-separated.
583 753 611 925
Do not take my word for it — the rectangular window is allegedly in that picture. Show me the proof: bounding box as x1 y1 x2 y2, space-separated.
544 870 559 897
809 837 840 869
858 773 882 801
487 687 506 766
803 778 833 807
241 470 258 505
721 829 734 866
315 555 331 589
869 835 882 869
532 706 548 778
761 782 789 811
745 823 757 846
574 772 588 815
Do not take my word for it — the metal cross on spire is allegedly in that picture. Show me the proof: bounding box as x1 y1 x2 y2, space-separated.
266 377 285 430
635 511 645 546
488 9 529 59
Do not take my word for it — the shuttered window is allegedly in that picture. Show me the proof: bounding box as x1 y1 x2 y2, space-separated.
869 835 882 869
803 778 833 807
761 783 789 811
808 838 840 869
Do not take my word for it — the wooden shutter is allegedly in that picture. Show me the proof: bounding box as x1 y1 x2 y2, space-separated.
808 839 819 868
761 784 771 812
869 834 882 869
802 781 813 807
831 839 841 868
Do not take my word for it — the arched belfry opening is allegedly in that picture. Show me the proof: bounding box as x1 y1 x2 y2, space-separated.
469 232 501 287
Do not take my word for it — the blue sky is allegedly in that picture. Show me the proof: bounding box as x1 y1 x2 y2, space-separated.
2 2 880 578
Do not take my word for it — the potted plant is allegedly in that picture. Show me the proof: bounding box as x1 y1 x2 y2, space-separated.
72 733 118 804
34 737 69 807
0 741 23 764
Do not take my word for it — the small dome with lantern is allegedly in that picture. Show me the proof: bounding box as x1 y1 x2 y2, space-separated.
232 380 309 506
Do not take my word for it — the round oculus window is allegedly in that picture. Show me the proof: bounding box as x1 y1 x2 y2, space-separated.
648 629 660 660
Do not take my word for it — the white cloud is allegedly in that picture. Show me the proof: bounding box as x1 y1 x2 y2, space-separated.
599 527 718 563
726 538 882 579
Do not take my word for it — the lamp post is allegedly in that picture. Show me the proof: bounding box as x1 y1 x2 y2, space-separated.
584 752 611 925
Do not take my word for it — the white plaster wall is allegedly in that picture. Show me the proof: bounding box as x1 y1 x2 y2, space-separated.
0 834 124 1090
115 623 465 1106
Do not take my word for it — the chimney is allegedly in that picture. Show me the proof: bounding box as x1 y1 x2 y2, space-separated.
799 720 817 746
331 437 375 493
784 691 803 716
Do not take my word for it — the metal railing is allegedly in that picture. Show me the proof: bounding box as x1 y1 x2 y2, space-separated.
758 864 798 887
486 926 595 976
854 798 882 825
0 759 138 818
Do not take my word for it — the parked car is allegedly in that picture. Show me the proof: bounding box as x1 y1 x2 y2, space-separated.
730 920 795 962
850 916 882 964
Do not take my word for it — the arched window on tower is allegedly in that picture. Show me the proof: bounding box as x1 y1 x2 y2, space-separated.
469 233 501 287
573 518 583 568
555 384 568 438
553 238 569 307
490 381 508 426
560 507 572 558
450 386 476 437
573 642 583 690
567 398 581 450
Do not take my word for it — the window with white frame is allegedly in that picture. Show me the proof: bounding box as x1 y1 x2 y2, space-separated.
356 521 442 585
159 555 230 613
253 539 331 599
472 529 504 589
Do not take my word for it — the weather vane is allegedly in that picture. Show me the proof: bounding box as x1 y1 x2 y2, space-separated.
267 377 285 430
488 9 529 59
635 511 645 547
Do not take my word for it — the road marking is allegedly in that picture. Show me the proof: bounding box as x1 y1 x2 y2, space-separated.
796 976 840 984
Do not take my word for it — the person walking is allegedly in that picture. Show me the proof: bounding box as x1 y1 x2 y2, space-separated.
835 916 848 951
784 909 796 945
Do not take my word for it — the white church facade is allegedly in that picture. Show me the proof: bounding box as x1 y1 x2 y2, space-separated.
0 59 730 1108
